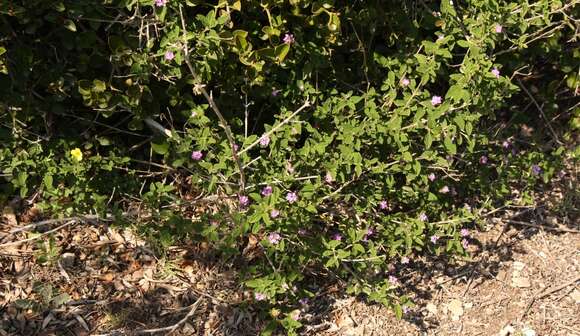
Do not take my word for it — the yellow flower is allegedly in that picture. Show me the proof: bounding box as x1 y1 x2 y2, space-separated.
70 148 83 162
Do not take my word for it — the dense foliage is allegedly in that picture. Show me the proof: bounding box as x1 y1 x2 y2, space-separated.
1 0 578 333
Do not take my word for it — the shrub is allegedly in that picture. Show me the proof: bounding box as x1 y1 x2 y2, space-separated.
0 0 577 333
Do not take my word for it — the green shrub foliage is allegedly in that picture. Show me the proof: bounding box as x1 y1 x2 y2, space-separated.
1 0 577 333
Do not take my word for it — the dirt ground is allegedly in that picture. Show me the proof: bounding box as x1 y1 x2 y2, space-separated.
1 176 578 336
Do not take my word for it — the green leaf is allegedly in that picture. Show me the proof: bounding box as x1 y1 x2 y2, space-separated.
43 175 53 191
275 44 290 63
151 141 169 155
63 19 76 32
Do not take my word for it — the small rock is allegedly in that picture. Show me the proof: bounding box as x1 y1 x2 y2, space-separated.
426 302 438 315
512 261 526 271
447 299 463 321
499 324 516 336
521 327 536 336
512 276 531 288
545 216 557 225
60 252 76 268
569 289 580 304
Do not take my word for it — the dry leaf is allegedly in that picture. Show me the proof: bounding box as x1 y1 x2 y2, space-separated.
2 206 18 225
99 272 114 282
447 299 463 321
496 269 508 282
74 314 90 332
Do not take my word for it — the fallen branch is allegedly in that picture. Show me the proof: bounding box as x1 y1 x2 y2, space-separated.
521 274 580 320
507 220 580 233
0 220 76 248
7 215 111 235
136 297 202 335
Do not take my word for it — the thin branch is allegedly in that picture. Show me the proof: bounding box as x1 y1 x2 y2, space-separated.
178 5 246 193
5 215 109 235
135 298 202 335
517 79 562 145
521 274 580 320
0 220 76 248
507 220 580 233
236 100 311 156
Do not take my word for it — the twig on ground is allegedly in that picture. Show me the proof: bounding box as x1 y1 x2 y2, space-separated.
6 215 111 235
507 220 580 233
520 274 580 320
493 207 537 246
136 297 202 335
0 220 76 248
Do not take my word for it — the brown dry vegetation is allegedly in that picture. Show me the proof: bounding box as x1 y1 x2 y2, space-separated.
1 166 578 336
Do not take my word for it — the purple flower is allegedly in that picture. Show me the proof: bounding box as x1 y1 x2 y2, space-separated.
325 172 333 184
270 209 280 218
191 151 203 161
332 233 342 241
430 235 439 244
290 309 301 320
428 173 436 182
233 143 239 151
286 192 298 203
419 213 428 222
259 135 270 147
379 200 389 210
155 0 167 7
268 232 282 245
388 275 399 285
495 24 503 33
403 306 411 314
401 256 410 264
261 185 273 197
531 165 542 175
299 298 309 306
401 78 410 87
502 140 511 149
272 89 281 97
460 228 469 237
164 50 174 61
439 186 450 194
298 228 307 236
367 228 375 236
461 238 469 249
254 292 267 301
239 195 249 207
431 95 442 106
491 67 500 78
283 33 295 44
479 155 488 165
